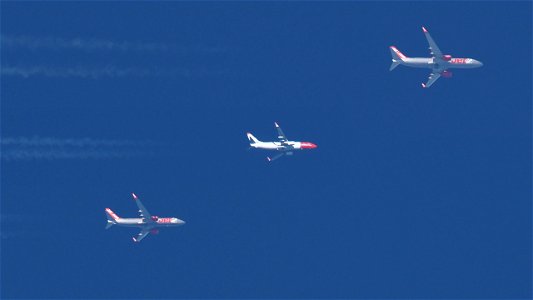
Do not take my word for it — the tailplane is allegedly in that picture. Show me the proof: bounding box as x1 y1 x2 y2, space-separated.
389 46 407 71
246 132 260 144
106 220 114 229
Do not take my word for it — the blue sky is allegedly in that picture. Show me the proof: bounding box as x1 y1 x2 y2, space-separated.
1 2 531 299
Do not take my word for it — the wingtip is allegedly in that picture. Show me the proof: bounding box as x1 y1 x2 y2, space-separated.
274 122 279 127
421 83 427 88
422 26 428 33
132 193 138 200
267 157 272 162
132 237 138 242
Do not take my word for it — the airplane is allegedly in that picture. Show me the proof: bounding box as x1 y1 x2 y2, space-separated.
389 26 483 88
247 122 317 162
105 193 185 243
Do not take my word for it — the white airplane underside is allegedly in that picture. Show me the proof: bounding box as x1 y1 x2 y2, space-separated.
389 26 483 88
247 122 317 162
105 193 185 243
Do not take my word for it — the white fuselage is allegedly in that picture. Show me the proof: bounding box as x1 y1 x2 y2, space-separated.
250 141 303 151
114 217 185 228
399 57 483 71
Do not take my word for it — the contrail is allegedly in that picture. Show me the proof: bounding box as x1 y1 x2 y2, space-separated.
1 137 155 147
1 65 228 79
2 149 148 161
1 137 161 161
3 65 172 79
2 35 231 79
1 35 228 54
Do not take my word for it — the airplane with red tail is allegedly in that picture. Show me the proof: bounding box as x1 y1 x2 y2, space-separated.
247 122 317 162
389 26 483 88
105 193 185 243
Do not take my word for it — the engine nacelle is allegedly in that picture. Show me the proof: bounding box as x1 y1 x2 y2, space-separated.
151 216 159 221
442 55 452 61
442 70 453 78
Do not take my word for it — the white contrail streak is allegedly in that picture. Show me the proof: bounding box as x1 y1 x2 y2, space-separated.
1 137 160 161
2 35 167 51
2 65 167 79
1 150 147 161
1 35 228 54
1 65 228 79
1 137 155 147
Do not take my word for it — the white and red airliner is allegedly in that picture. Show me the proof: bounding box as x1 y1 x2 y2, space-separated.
389 26 483 88
247 122 317 162
105 193 185 243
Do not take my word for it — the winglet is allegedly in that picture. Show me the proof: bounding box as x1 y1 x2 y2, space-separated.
132 193 138 200
422 26 428 33
267 157 272 162
132 237 138 243
274 122 279 128
421 83 427 88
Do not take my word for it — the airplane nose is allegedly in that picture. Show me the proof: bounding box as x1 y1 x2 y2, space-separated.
173 218 185 225
301 142 317 149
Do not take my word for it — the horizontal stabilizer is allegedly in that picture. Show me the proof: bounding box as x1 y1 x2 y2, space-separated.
267 152 285 162
105 220 114 229
389 61 400 71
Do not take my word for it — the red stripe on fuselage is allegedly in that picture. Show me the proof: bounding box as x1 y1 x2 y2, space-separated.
450 58 467 64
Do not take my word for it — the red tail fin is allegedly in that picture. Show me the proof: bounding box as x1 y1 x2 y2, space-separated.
105 208 120 221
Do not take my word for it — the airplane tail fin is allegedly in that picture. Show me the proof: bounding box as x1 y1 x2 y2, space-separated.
389 46 407 71
246 132 260 144
105 208 119 229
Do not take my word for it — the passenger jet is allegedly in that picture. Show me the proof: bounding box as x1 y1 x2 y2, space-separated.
247 122 317 162
105 193 185 243
389 26 483 88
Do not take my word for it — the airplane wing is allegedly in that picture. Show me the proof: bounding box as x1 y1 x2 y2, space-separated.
274 122 288 143
422 26 442 58
422 71 441 88
267 152 285 162
132 193 152 220
132 228 150 243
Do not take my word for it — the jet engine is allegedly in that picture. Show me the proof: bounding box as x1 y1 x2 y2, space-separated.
150 229 159 235
151 216 159 221
442 55 452 61
442 70 453 78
